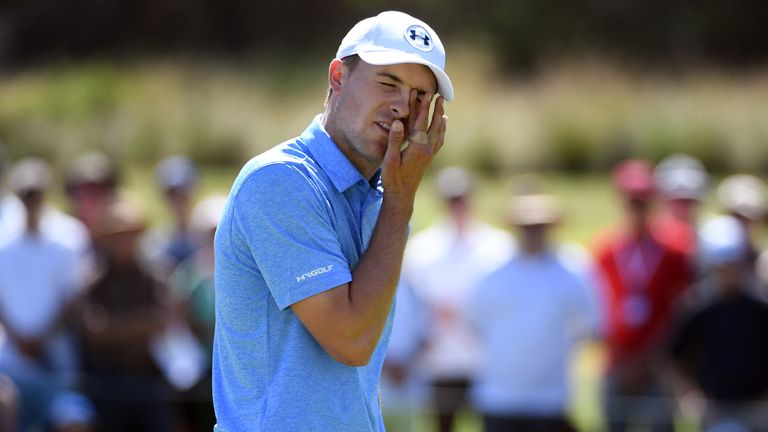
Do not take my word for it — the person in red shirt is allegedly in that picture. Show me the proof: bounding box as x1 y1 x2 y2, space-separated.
592 159 693 432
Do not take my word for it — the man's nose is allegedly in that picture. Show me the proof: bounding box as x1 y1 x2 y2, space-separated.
389 91 410 119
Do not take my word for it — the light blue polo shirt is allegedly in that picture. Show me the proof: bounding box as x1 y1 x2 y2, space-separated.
212 115 394 431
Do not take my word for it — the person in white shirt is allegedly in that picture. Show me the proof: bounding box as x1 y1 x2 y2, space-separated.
0 147 91 265
0 158 94 432
468 193 598 432
400 166 515 432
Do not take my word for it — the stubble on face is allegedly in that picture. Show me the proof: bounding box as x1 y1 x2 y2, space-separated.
325 60 437 178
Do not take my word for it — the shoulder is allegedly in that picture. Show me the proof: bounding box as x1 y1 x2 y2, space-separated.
41 206 90 252
472 222 516 255
230 142 331 207
478 258 516 287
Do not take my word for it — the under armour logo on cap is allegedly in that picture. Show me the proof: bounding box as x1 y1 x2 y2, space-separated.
335 11 454 101
405 25 433 52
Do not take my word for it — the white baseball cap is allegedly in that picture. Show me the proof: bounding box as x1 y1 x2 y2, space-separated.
699 216 748 266
336 11 453 101
717 174 767 221
654 153 709 201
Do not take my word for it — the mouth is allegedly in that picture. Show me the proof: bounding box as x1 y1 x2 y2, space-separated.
375 121 391 135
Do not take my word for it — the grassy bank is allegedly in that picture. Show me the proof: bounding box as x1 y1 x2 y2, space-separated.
2 50 768 175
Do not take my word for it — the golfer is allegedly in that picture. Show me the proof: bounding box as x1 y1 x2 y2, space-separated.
212 10 452 431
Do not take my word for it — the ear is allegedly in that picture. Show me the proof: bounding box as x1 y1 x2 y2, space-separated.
328 59 345 93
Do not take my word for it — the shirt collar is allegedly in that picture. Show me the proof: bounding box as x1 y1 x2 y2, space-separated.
301 114 378 193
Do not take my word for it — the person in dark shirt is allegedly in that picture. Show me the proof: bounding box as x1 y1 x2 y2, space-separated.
79 199 176 432
668 216 768 431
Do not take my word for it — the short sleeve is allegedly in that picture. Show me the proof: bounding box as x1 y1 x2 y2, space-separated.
229 163 352 309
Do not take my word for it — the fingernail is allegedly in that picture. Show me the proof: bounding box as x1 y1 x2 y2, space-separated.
392 121 402 132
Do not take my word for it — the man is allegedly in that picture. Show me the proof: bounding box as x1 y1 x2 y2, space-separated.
468 193 597 432
0 158 95 432
212 10 452 432
397 166 514 432
652 153 709 259
79 199 175 432
141 155 202 278
668 216 768 431
716 174 767 269
592 159 693 432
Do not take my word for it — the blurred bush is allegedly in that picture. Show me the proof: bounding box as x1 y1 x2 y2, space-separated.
1 60 767 179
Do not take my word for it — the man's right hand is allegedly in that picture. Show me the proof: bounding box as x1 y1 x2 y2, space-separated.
381 90 447 205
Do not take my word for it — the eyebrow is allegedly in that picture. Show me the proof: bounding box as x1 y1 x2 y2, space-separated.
376 72 432 96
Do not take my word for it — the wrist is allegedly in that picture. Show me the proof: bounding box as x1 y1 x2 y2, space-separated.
381 193 414 222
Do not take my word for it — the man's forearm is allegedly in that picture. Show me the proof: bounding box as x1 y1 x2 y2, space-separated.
343 194 414 354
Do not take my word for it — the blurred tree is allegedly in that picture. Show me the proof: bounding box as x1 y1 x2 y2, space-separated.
2 0 768 71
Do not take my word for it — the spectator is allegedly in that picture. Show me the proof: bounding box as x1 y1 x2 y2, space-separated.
0 145 90 257
142 156 202 278
0 158 95 432
79 199 176 432
64 151 119 244
468 192 598 432
402 166 514 432
168 194 227 432
652 153 709 259
716 174 767 268
591 159 692 432
667 216 768 431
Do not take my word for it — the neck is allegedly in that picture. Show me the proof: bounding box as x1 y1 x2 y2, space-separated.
322 108 379 181
25 207 41 235
523 243 547 256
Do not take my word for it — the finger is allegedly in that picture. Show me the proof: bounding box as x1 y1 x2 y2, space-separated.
434 114 448 153
383 119 405 168
405 89 418 136
409 89 432 131
427 97 445 149
427 96 444 137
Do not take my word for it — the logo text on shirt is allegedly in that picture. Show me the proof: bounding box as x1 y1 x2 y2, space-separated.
296 265 334 282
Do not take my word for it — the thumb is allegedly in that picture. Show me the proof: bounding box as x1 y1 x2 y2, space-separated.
383 120 404 167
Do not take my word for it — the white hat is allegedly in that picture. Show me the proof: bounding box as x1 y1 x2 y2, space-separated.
699 216 748 266
717 174 767 221
156 155 198 191
336 11 453 101
654 153 709 200
507 194 561 226
435 166 472 199
8 157 52 194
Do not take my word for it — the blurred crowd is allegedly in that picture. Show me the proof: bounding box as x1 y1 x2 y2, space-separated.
382 157 768 432
1 145 768 432
0 146 224 432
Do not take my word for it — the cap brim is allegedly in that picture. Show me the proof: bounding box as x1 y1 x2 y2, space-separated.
357 51 454 101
